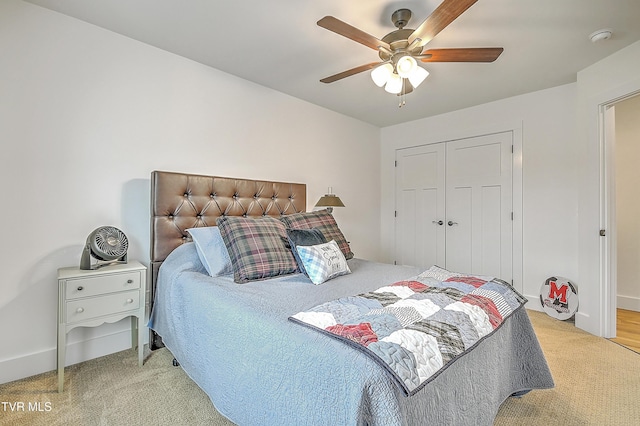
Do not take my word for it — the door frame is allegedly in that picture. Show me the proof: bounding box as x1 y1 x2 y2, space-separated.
600 88 640 338
392 122 523 294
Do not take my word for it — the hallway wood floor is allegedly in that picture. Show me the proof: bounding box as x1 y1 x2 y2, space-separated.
610 309 640 353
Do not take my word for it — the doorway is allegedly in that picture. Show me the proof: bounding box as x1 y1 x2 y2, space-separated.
603 92 640 339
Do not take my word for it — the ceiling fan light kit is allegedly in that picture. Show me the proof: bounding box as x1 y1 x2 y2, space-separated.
317 0 503 107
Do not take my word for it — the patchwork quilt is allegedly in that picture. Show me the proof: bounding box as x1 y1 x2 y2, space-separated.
289 266 528 396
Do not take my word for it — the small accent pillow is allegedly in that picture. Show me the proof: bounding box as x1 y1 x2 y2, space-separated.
280 209 353 260
417 265 462 282
286 228 327 276
187 226 233 277
296 240 351 285
216 216 298 283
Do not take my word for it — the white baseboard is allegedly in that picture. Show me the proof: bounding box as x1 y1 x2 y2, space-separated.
524 294 542 312
617 294 640 312
0 327 147 386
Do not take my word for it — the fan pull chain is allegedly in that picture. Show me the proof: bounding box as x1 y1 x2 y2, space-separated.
399 79 407 108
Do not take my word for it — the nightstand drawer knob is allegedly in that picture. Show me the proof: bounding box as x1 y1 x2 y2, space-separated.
76 307 84 313
77 286 84 291
127 279 133 284
126 298 134 304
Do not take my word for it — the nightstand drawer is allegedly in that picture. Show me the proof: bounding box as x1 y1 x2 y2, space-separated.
66 290 141 323
65 272 140 300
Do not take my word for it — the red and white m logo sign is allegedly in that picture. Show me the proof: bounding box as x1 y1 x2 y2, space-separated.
548 281 568 304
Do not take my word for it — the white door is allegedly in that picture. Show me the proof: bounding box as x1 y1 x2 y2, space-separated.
395 143 446 270
445 133 512 278
395 131 513 280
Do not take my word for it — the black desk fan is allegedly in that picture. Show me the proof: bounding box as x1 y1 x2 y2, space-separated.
80 226 128 270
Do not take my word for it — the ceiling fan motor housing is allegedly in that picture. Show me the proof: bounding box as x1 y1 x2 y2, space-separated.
379 9 423 62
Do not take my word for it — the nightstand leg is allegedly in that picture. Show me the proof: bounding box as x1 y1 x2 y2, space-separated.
138 318 144 366
57 323 65 392
131 316 137 351
132 316 144 366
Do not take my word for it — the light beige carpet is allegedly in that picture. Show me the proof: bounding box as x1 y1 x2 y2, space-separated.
495 310 640 425
1 310 638 425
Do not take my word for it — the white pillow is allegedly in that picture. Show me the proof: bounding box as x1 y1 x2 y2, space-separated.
296 240 351 285
187 227 233 277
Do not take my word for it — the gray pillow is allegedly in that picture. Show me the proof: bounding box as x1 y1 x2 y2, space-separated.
286 228 326 276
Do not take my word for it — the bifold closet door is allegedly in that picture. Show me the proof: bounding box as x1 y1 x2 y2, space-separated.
395 131 512 280
395 143 446 270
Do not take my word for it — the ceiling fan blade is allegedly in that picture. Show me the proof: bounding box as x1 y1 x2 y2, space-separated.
420 48 504 62
318 16 390 51
320 62 382 83
408 0 478 49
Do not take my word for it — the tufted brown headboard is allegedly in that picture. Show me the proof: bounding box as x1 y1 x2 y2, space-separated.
149 170 306 348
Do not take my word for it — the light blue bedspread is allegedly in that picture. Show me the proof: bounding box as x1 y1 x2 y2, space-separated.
149 243 553 426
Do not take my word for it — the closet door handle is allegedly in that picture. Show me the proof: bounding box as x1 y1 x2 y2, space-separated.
432 220 444 226
448 221 458 226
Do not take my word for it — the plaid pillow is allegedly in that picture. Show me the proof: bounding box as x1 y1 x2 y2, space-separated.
296 240 351 285
280 209 353 260
216 216 298 283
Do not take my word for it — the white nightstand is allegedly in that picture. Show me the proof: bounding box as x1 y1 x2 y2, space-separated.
57 260 147 392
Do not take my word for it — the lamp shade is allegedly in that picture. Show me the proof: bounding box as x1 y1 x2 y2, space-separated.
396 55 417 78
408 66 429 88
314 194 345 209
371 63 393 87
385 73 403 94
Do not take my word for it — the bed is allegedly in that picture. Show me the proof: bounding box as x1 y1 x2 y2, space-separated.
147 170 553 426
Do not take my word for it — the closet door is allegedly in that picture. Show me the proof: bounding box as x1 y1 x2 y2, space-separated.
395 143 446 270
394 131 513 280
445 132 513 279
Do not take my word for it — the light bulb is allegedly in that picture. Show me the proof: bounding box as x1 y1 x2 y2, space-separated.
371 63 393 87
385 73 402 94
396 55 417 78
408 66 429 88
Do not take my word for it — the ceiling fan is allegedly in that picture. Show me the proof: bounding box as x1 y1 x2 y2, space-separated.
317 0 503 103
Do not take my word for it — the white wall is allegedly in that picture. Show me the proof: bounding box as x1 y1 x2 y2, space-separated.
575 40 640 336
615 95 640 310
0 0 380 384
380 83 579 309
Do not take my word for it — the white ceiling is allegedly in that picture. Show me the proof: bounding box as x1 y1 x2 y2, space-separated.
24 0 640 127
